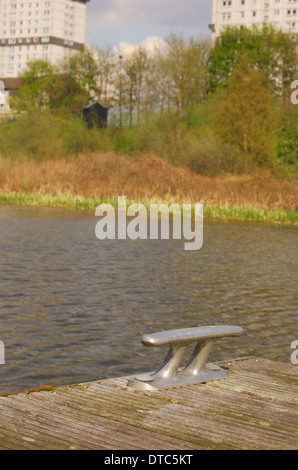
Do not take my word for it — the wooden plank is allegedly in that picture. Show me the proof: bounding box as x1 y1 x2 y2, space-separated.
0 358 297 450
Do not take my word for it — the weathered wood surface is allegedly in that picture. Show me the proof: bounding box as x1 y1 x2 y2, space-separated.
0 357 297 450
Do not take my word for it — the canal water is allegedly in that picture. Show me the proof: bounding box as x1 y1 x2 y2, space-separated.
0 205 297 394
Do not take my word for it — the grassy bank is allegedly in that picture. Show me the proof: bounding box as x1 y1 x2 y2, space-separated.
0 191 297 224
0 152 297 224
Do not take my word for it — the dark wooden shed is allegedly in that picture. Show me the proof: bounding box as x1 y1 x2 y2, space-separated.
83 102 108 128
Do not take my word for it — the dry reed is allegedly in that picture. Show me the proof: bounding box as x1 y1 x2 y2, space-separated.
0 152 297 211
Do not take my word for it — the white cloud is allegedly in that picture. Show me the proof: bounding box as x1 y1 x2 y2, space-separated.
114 36 167 57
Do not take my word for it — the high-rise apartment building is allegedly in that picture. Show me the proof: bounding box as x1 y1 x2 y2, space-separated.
0 0 90 78
210 0 298 42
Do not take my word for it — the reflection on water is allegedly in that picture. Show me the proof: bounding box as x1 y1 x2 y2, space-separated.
0 205 297 394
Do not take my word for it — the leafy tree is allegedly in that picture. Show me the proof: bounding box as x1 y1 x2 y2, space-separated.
95 44 116 108
113 46 158 126
65 46 101 103
122 46 151 126
276 100 298 166
208 25 297 94
11 60 55 109
11 47 101 116
212 57 278 167
159 33 210 119
46 73 87 116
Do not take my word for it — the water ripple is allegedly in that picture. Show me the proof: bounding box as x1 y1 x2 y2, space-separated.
0 205 297 394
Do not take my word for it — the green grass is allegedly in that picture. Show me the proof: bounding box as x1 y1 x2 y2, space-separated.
0 191 297 225
203 204 298 224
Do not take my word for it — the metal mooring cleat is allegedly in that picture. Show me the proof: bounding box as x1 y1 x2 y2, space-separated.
127 325 243 391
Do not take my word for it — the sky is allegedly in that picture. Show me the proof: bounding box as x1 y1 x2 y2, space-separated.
85 0 212 49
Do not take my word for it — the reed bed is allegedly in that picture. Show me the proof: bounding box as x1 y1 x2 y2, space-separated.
0 152 297 223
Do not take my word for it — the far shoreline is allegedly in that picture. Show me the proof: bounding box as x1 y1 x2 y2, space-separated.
1 192 297 226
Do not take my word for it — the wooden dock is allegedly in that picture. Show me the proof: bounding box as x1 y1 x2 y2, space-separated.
0 357 297 450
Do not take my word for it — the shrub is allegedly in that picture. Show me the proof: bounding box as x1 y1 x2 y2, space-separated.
0 108 63 160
